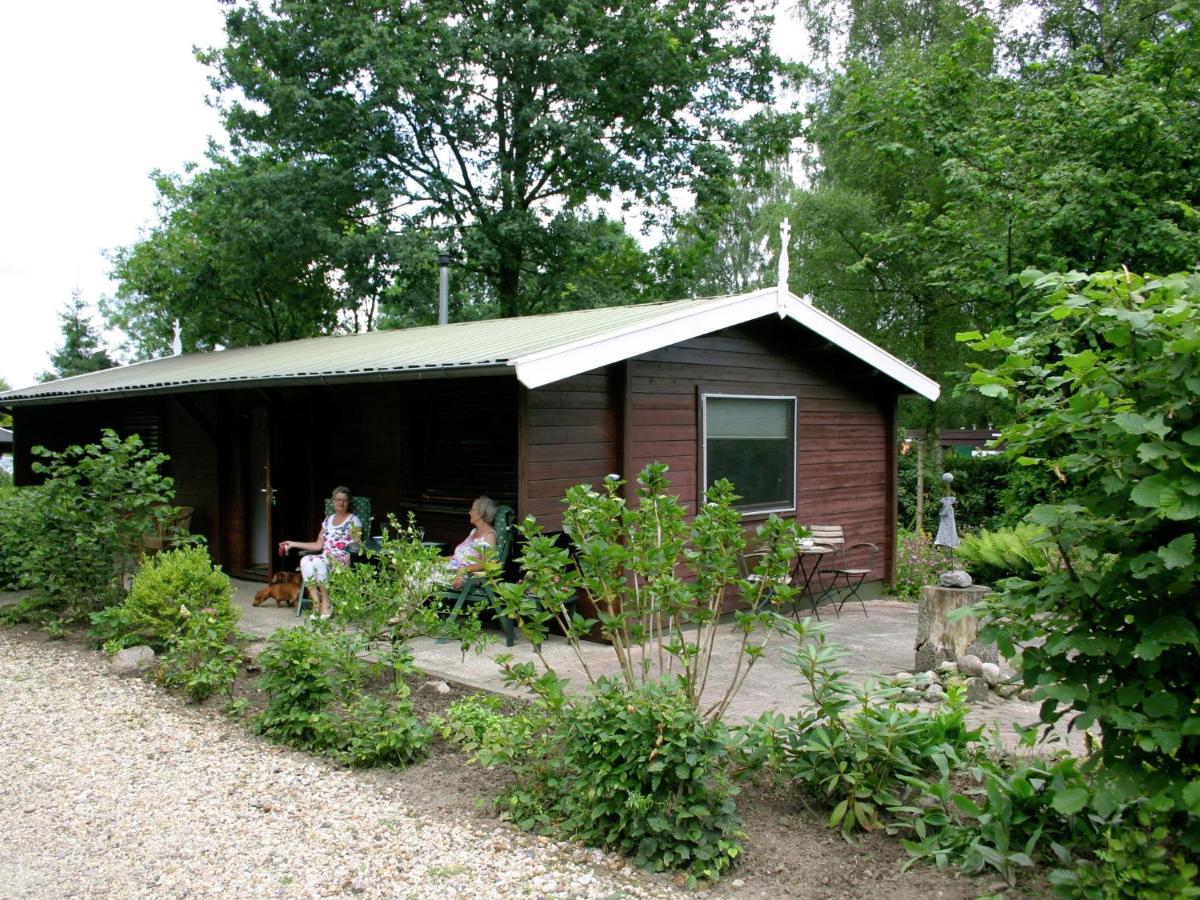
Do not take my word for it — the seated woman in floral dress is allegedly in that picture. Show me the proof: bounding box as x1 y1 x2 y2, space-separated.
277 485 362 618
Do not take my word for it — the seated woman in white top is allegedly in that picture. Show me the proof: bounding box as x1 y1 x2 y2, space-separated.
443 496 498 590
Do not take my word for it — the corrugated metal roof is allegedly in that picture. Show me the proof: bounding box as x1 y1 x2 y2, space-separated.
0 289 941 404
0 296 735 404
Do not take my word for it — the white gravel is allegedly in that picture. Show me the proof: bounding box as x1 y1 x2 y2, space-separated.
0 631 681 899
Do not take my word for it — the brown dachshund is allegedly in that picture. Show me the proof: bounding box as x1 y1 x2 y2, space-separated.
253 571 303 607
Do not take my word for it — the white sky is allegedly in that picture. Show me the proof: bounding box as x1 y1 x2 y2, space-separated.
0 2 806 391
0 0 226 389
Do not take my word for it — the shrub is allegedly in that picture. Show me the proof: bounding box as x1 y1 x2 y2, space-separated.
159 607 241 703
892 529 946 599
0 483 42 591
492 677 744 886
327 512 455 648
254 623 430 766
254 625 344 752
492 464 804 723
962 269 1200 846
91 546 236 652
778 621 980 835
432 694 510 750
26 430 176 614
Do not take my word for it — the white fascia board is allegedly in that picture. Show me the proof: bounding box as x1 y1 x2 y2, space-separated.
512 289 778 388
783 293 941 400
511 287 941 401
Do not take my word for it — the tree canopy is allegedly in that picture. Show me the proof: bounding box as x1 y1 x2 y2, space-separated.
202 0 788 317
106 154 391 357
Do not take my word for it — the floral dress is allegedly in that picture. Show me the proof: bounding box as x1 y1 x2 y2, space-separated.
300 513 362 583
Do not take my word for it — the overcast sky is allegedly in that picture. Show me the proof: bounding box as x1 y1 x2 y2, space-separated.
0 2 806 391
0 0 226 389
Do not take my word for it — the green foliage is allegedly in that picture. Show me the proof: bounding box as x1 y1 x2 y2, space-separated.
0 484 41 591
779 621 981 835
253 624 430 767
492 464 805 723
92 546 236 653
963 269 1200 836
22 430 176 614
1055 804 1200 899
160 606 241 703
326 513 455 648
107 154 385 357
892 529 946 599
431 694 511 752
39 290 116 382
203 0 786 317
957 524 1055 584
897 751 1101 885
493 677 744 885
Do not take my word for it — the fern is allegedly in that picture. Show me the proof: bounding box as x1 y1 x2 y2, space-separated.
959 524 1053 581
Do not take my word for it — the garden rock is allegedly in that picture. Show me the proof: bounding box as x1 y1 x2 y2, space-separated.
913 584 998 671
956 654 984 677
937 570 973 588
925 684 946 702
996 683 1021 700
111 646 155 675
965 676 990 703
937 660 957 674
1019 688 1039 702
980 663 1001 686
912 671 935 688
421 679 452 695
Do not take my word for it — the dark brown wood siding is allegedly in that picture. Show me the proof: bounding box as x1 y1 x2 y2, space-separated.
522 368 621 530
626 319 900 582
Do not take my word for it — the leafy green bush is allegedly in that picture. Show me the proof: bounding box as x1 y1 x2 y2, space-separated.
779 621 980 835
328 512 458 647
25 430 176 614
160 606 241 703
892 529 946 599
0 483 42 591
432 693 510 750
1055 804 1200 899
91 545 236 652
254 623 430 766
492 464 804 723
254 625 344 752
490 676 744 886
962 269 1200 848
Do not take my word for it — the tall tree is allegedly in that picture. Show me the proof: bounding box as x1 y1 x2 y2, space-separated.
203 0 789 317
39 291 117 382
106 153 394 357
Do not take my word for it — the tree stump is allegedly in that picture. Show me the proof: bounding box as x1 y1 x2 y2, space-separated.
914 584 997 672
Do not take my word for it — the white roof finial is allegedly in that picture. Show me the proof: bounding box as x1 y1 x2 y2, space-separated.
777 218 791 289
171 320 183 356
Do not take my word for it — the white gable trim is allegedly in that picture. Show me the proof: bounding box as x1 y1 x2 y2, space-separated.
512 288 941 401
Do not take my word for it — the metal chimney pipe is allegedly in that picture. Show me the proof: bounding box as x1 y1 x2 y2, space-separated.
437 252 451 325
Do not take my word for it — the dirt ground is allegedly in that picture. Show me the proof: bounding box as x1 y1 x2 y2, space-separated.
4 622 1027 899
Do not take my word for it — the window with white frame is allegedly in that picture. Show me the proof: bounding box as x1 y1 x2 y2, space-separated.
702 394 796 513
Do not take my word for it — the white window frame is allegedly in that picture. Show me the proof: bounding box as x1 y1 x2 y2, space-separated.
701 392 797 516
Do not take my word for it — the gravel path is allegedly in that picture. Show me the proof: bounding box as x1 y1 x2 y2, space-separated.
0 631 679 899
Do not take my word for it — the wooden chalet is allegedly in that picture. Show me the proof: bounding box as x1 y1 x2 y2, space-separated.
0 273 939 588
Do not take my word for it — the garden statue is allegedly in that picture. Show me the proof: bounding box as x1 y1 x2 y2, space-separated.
935 472 972 588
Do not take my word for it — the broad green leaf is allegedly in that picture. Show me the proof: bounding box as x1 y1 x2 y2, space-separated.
1050 787 1089 815
1158 533 1195 570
